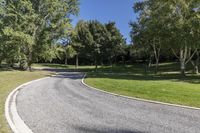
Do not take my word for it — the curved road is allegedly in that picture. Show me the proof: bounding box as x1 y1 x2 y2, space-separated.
16 72 200 133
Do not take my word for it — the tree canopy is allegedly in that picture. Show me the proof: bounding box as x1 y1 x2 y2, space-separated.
130 0 200 75
0 0 79 69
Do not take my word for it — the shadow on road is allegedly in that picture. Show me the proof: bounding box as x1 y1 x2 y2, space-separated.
52 72 84 80
74 126 147 133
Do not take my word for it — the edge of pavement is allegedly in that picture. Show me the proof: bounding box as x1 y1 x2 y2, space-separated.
5 74 56 133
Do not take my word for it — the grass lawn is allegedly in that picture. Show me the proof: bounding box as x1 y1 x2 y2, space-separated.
0 70 52 133
33 63 95 72
84 63 200 108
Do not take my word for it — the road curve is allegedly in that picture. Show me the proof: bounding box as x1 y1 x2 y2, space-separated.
16 72 200 133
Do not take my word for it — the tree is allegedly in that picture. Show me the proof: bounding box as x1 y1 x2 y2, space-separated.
72 20 92 68
65 45 76 65
88 20 108 70
0 0 79 70
163 0 200 76
105 22 126 66
131 0 200 76
73 20 126 69
131 0 169 74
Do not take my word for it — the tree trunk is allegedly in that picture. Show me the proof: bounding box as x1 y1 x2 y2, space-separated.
27 52 33 71
95 63 98 72
110 56 113 72
179 47 187 76
114 56 117 65
152 39 161 75
180 61 186 76
191 51 199 74
65 55 68 65
155 58 159 74
95 57 98 72
195 65 199 74
148 56 152 69
195 51 199 74
75 54 78 69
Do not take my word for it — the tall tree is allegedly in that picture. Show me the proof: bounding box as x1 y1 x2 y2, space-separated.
131 0 200 75
163 0 200 76
105 22 126 66
0 0 79 70
73 20 93 68
88 20 107 70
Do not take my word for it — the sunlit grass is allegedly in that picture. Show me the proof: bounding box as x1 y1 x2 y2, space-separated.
84 63 200 108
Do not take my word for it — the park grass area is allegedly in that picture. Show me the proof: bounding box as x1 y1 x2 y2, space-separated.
0 70 52 133
84 62 200 108
33 62 192 74
33 63 95 69
33 63 95 72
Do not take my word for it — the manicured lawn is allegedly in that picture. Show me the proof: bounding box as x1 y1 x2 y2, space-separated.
34 62 193 74
84 63 200 108
0 70 52 133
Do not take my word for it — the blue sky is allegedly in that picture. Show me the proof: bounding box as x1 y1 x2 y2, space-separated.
72 0 138 44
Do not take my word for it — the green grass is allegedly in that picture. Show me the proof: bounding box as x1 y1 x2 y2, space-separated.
0 70 52 133
33 63 95 72
85 73 200 107
84 62 200 108
2 62 197 132
33 62 193 74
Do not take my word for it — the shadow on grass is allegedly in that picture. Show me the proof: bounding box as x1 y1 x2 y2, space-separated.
87 72 200 84
35 62 200 84
85 62 200 84
39 63 72 68
0 64 14 72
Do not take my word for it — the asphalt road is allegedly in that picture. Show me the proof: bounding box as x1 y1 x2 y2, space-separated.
16 72 200 133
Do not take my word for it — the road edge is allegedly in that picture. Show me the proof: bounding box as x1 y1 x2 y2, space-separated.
5 77 51 133
81 74 200 111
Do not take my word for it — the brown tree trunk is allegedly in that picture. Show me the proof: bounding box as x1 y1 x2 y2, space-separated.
75 54 78 69
27 52 33 71
65 54 68 65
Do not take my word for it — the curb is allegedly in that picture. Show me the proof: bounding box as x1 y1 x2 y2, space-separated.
5 77 50 133
81 74 200 111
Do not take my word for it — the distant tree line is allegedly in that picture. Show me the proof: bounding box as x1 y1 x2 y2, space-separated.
0 0 199 76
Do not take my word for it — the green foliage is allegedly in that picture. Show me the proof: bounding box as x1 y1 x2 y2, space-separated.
73 20 126 67
66 45 76 59
131 0 200 75
105 22 126 64
0 0 79 69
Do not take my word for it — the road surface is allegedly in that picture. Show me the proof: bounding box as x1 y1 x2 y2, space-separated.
16 72 200 133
